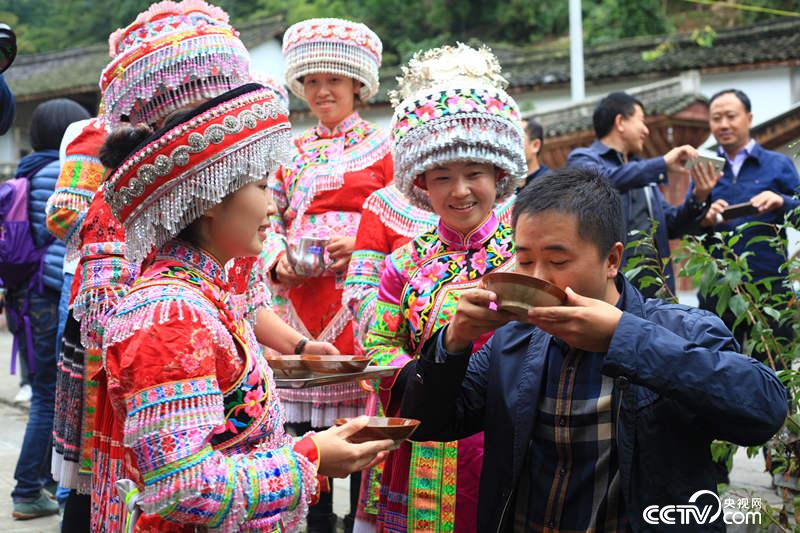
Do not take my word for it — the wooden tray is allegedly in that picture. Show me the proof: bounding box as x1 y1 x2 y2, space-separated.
274 365 397 389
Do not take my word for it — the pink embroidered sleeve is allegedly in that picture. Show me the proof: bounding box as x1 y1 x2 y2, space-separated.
364 254 414 413
263 167 290 271
73 197 137 350
343 206 392 352
107 304 318 530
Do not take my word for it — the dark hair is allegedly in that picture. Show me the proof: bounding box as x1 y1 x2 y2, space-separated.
99 124 153 171
513 166 625 255
177 220 202 246
592 92 644 139
29 98 90 151
708 89 751 113
524 118 544 150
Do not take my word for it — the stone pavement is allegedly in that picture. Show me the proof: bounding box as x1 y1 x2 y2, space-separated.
0 319 59 532
0 313 784 532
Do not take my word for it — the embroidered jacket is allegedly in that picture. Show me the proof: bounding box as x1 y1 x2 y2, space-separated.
364 212 515 532
45 118 107 262
68 188 269 502
344 188 516 352
343 185 437 352
264 111 392 273
94 242 318 532
263 111 392 425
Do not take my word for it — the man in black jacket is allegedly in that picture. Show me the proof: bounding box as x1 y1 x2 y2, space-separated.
522 117 549 188
400 167 786 532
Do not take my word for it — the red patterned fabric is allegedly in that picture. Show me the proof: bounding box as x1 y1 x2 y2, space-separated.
92 242 319 532
265 116 392 426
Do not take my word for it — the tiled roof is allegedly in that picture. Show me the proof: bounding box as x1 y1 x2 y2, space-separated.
4 13 285 101
7 15 799 107
496 18 800 91
359 17 800 108
4 44 109 101
529 74 709 138
540 93 708 138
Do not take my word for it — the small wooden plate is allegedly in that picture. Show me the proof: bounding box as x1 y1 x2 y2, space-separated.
265 355 311 378
335 416 421 443
301 355 371 375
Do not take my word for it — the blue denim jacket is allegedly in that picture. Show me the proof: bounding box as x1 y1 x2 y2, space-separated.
568 141 706 292
401 275 787 532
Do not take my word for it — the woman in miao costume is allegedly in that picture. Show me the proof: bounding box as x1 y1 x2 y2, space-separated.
48 6 321 528
345 184 517 354
364 44 526 532
91 84 395 532
342 161 517 533
342 185 435 531
343 169 515 533
48 2 253 528
265 17 392 531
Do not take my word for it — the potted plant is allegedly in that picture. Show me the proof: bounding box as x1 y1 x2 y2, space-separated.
624 211 800 530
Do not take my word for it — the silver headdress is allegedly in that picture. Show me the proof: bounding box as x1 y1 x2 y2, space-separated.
390 43 526 211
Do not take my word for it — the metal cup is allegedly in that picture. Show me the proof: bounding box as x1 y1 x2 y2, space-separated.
287 237 330 277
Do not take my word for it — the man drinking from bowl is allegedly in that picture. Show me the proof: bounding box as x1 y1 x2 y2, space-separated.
400 166 787 532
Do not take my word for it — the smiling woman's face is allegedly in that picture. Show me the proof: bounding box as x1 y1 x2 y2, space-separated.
421 161 498 234
303 73 359 129
204 177 277 260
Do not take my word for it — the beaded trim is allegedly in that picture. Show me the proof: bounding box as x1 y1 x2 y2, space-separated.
362 184 438 237
249 70 289 110
282 113 389 227
104 88 291 263
100 0 250 126
391 88 526 212
389 45 526 212
282 18 382 101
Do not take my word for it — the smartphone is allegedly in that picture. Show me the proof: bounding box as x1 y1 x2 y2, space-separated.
687 153 726 175
721 202 759 221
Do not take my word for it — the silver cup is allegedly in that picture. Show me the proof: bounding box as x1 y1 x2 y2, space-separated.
287 237 330 277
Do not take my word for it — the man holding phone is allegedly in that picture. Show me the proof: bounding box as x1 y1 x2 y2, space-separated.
567 92 719 298
699 89 799 349
701 89 799 247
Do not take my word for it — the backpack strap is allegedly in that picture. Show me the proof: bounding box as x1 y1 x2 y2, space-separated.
7 290 36 375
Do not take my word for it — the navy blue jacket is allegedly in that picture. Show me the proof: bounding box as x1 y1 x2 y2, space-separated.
14 152 64 292
568 141 707 292
30 160 65 291
401 276 787 532
701 143 800 281
524 164 550 187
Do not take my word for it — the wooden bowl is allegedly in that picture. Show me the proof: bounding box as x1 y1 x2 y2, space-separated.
483 272 566 318
265 355 311 378
301 355 370 375
334 417 421 443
